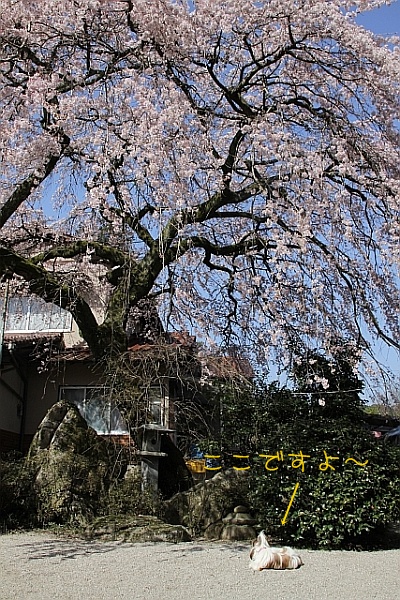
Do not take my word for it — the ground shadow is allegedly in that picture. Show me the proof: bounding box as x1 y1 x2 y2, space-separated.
13 536 134 561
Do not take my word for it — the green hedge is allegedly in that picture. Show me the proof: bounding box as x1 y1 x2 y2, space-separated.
248 444 400 548
201 350 400 548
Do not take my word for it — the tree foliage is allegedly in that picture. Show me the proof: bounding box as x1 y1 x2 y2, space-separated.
0 1 400 361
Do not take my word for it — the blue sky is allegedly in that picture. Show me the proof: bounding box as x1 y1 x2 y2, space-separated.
356 1 400 34
357 3 400 386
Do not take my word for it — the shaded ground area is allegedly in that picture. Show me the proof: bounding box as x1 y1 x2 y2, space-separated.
0 531 399 600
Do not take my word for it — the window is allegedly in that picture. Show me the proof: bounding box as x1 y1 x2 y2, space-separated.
59 386 128 435
1 296 72 333
146 382 169 426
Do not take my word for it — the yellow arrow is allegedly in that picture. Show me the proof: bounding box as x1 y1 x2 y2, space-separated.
281 482 300 525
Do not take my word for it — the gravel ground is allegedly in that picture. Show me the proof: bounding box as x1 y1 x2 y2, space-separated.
0 531 398 600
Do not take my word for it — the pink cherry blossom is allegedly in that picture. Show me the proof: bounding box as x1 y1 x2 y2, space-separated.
0 0 398 366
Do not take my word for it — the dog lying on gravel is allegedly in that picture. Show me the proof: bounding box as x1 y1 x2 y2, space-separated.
249 531 303 571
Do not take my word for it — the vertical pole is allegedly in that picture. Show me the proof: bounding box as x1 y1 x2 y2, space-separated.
0 281 10 374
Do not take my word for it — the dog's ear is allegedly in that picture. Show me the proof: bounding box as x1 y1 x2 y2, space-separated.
249 547 255 560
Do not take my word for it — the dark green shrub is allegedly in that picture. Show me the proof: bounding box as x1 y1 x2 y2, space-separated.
202 349 400 548
0 453 36 530
249 443 400 549
100 475 163 519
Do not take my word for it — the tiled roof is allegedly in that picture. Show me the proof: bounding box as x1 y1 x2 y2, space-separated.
4 332 65 347
36 335 253 380
201 355 254 380
168 331 197 347
127 343 156 352
51 339 195 362
48 346 93 362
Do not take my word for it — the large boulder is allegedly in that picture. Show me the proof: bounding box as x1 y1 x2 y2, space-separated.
164 468 252 539
27 401 121 525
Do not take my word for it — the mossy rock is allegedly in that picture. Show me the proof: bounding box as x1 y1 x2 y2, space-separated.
27 401 123 525
164 468 250 537
85 514 191 543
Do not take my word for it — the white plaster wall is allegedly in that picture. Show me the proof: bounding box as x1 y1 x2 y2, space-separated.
62 305 107 348
62 319 83 347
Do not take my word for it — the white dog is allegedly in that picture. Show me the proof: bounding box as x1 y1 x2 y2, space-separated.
249 530 303 571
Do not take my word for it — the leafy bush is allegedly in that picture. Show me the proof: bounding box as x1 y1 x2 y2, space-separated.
0 452 36 531
100 474 164 519
249 444 400 549
203 349 400 548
